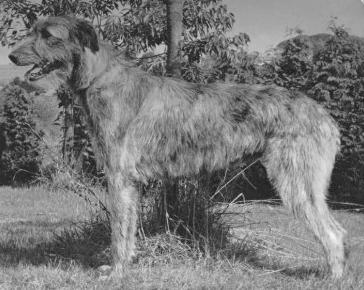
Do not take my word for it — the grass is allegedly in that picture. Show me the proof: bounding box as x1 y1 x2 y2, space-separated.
0 186 363 289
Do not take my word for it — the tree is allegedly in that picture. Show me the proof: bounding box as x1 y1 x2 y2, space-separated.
1 0 250 83
166 0 184 76
104 0 249 81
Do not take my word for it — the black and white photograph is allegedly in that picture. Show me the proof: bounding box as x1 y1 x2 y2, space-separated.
0 0 363 289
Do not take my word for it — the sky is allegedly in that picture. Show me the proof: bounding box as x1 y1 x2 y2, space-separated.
225 0 364 52
1 0 364 64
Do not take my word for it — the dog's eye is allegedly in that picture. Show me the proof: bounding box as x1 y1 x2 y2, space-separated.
40 29 61 46
47 36 61 46
41 29 52 39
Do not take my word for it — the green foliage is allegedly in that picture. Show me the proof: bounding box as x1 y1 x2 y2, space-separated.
104 0 239 51
258 24 364 202
274 36 313 89
0 79 44 184
308 26 364 201
103 0 250 83
0 0 119 45
309 25 364 156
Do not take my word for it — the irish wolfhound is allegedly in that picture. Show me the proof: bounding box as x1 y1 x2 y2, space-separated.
9 16 347 278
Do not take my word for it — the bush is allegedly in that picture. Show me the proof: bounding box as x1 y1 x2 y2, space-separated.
254 26 364 202
0 79 44 184
309 27 364 202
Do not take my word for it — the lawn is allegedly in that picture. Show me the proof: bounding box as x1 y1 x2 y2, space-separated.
0 186 363 289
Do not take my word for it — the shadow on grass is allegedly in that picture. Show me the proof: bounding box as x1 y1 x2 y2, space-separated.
280 266 324 279
0 218 325 280
220 240 324 280
251 258 324 279
0 217 111 269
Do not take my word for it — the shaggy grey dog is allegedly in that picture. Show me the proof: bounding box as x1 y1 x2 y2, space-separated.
9 16 346 279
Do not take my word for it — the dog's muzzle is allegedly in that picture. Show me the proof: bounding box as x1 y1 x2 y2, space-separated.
8 53 22 66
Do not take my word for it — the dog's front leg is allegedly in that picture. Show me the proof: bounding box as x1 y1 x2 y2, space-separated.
107 171 138 278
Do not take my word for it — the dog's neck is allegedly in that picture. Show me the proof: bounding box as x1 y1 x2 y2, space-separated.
71 44 113 90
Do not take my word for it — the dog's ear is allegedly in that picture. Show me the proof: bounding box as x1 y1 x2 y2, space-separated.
74 20 99 53
43 25 69 40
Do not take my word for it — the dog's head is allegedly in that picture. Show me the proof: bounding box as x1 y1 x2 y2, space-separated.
8 16 99 82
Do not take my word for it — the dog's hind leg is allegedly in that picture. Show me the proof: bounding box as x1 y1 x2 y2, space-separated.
262 135 346 278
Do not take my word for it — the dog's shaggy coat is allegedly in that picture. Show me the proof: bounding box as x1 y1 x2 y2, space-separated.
9 16 347 278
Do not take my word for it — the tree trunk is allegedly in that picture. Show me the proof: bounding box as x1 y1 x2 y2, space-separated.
166 0 184 77
162 0 184 229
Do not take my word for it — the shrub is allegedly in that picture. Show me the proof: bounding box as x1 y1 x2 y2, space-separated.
0 79 44 184
263 25 364 202
307 27 364 202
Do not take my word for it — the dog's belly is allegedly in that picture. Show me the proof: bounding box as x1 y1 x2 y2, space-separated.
129 123 266 179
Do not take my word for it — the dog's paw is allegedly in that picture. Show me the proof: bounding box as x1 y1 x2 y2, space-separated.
97 265 113 281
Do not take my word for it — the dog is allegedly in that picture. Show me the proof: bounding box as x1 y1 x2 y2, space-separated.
9 16 347 278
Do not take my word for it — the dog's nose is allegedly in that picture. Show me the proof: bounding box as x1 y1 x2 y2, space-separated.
8 53 19 65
